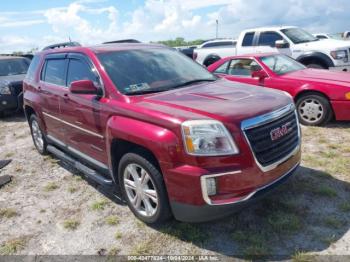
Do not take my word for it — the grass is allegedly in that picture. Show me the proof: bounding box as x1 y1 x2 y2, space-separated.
324 217 344 229
267 211 302 234
292 251 314 262
0 237 27 255
231 231 270 259
63 219 80 230
312 185 337 198
0 208 18 219
131 240 153 256
4 152 14 158
161 223 208 243
44 182 59 192
105 215 119 226
91 199 110 211
115 232 122 239
108 247 121 255
338 202 350 212
68 186 78 193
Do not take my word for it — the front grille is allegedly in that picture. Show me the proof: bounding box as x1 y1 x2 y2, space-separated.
244 111 299 167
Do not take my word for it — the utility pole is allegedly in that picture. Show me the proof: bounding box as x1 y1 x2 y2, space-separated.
216 20 219 39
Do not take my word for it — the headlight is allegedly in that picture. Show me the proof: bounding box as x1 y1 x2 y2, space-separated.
0 85 11 95
181 120 239 156
330 50 348 61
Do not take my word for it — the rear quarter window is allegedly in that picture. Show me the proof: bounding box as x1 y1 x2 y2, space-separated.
41 59 66 86
26 55 41 81
242 32 255 47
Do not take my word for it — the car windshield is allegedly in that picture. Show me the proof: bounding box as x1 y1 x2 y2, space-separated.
260 55 306 75
0 58 29 76
281 28 319 44
97 48 217 95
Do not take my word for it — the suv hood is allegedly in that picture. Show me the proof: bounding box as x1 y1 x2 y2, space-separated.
296 39 350 50
137 79 292 125
0 74 25 86
283 68 350 86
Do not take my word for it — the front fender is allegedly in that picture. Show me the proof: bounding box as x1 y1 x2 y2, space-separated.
105 115 181 170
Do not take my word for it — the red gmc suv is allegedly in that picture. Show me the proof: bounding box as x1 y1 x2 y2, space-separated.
23 43 301 223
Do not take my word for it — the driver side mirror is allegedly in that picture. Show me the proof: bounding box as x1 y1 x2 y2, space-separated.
69 80 101 96
251 69 268 80
275 40 290 49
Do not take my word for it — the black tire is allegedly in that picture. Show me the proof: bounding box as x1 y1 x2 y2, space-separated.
296 93 333 126
29 114 48 155
305 63 327 69
203 55 220 67
118 152 172 224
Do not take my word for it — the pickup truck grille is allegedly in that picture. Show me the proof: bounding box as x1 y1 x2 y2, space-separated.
244 110 299 167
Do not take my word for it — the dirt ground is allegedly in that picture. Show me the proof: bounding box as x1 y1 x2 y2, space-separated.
0 113 350 260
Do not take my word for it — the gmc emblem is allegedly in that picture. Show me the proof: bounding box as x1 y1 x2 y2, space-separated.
270 122 292 141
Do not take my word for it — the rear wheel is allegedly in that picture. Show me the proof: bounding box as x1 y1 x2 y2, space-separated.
119 152 171 224
306 63 326 69
296 93 332 126
203 55 221 67
29 114 48 155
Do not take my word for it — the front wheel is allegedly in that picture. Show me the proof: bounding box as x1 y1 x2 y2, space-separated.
296 93 333 126
29 114 48 155
118 152 172 224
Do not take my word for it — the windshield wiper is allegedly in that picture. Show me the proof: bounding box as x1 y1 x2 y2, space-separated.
124 88 169 96
169 78 217 89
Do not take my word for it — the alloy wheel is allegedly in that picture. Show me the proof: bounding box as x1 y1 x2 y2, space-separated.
31 119 44 151
123 163 159 217
298 98 324 124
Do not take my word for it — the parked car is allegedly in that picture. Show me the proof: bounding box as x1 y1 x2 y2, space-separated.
193 39 237 66
313 33 345 41
195 26 350 71
208 53 350 126
23 43 301 223
0 56 31 117
344 31 350 39
175 46 197 59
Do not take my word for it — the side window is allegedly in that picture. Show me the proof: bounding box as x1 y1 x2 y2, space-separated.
214 61 230 74
227 59 262 77
202 41 235 48
67 59 98 86
258 32 283 46
42 59 66 86
242 32 255 47
26 56 40 81
316 35 327 39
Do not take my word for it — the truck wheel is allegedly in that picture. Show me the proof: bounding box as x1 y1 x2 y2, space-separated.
296 93 332 126
29 114 48 155
203 55 221 67
306 63 326 69
119 152 172 224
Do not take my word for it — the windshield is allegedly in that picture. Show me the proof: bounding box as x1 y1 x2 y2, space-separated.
281 28 319 44
98 48 216 95
0 58 29 76
329 33 344 40
260 55 306 75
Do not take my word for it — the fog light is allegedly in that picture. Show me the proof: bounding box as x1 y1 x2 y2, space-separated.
205 177 217 196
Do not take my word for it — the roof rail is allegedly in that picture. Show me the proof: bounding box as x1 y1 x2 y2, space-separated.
42 42 81 51
102 39 141 44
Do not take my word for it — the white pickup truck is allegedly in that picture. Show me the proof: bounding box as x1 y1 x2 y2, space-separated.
194 26 350 72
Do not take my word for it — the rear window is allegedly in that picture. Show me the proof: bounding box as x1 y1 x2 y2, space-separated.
42 59 66 86
242 32 255 47
0 58 29 76
26 55 41 81
258 32 283 46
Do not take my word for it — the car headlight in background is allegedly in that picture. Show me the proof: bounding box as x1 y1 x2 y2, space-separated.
0 85 11 95
182 120 239 156
330 50 348 62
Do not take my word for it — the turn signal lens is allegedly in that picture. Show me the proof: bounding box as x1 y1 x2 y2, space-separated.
346 92 350 100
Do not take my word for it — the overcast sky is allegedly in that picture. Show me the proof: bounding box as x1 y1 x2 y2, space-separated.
0 0 349 53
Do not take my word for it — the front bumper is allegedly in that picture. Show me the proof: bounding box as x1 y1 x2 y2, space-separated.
0 94 18 112
331 100 350 121
171 163 300 222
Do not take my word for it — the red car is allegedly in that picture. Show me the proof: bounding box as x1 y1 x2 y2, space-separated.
23 43 300 223
208 54 350 125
